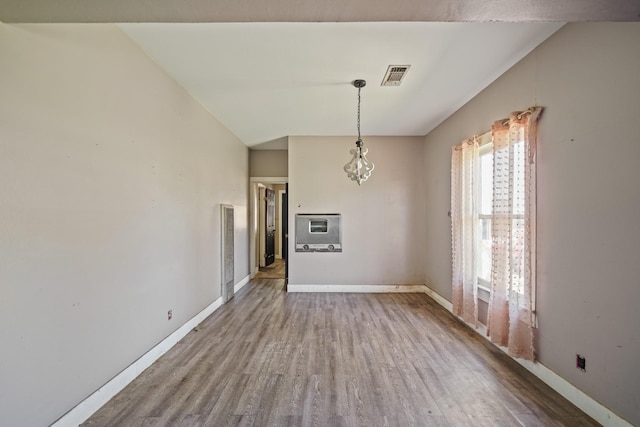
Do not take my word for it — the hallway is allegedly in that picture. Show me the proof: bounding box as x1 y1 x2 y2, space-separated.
255 259 285 280
82 278 598 426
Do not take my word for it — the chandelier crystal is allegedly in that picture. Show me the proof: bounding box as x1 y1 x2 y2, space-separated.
344 79 374 185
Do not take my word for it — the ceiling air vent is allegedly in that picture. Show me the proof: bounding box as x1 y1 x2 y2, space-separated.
381 65 410 86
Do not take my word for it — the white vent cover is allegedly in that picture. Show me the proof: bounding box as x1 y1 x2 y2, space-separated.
381 65 411 86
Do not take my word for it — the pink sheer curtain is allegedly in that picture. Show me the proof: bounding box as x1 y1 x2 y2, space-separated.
487 107 542 361
451 138 479 327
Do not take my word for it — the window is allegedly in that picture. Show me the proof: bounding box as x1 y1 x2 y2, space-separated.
451 107 542 360
309 219 328 233
478 139 527 296
478 143 493 289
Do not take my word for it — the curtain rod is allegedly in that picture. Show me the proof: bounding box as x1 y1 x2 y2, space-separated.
453 107 539 151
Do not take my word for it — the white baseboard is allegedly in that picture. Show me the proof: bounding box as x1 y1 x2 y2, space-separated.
422 285 453 312
52 274 251 427
515 358 632 427
234 274 250 293
421 285 632 427
287 283 428 293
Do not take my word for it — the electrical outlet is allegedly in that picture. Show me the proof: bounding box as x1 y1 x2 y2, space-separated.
576 354 586 372
168 310 172 320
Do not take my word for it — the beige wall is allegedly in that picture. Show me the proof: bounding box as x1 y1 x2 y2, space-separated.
423 22 640 425
249 149 288 177
288 136 425 286
0 24 249 427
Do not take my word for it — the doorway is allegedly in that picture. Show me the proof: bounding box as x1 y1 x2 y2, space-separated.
250 178 288 282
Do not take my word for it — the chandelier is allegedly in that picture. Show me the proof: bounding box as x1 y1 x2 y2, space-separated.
343 79 374 185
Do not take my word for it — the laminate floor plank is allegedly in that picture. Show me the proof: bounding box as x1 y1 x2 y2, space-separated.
255 259 285 279
82 278 600 426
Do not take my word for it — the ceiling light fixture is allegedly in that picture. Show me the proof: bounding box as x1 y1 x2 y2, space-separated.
344 79 374 185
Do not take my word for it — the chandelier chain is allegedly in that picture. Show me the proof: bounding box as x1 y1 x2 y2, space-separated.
344 79 374 185
357 87 361 140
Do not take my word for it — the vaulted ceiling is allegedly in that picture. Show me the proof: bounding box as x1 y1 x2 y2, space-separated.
119 22 562 147
2 1 637 149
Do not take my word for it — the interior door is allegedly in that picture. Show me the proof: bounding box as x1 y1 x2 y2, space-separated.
283 184 288 287
264 188 276 266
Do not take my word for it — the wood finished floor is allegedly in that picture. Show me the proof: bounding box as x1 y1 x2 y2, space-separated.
255 259 285 279
83 279 599 426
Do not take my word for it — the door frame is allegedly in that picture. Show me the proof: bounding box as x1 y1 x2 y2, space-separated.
249 177 288 278
220 204 235 303
258 186 267 268
277 189 286 259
